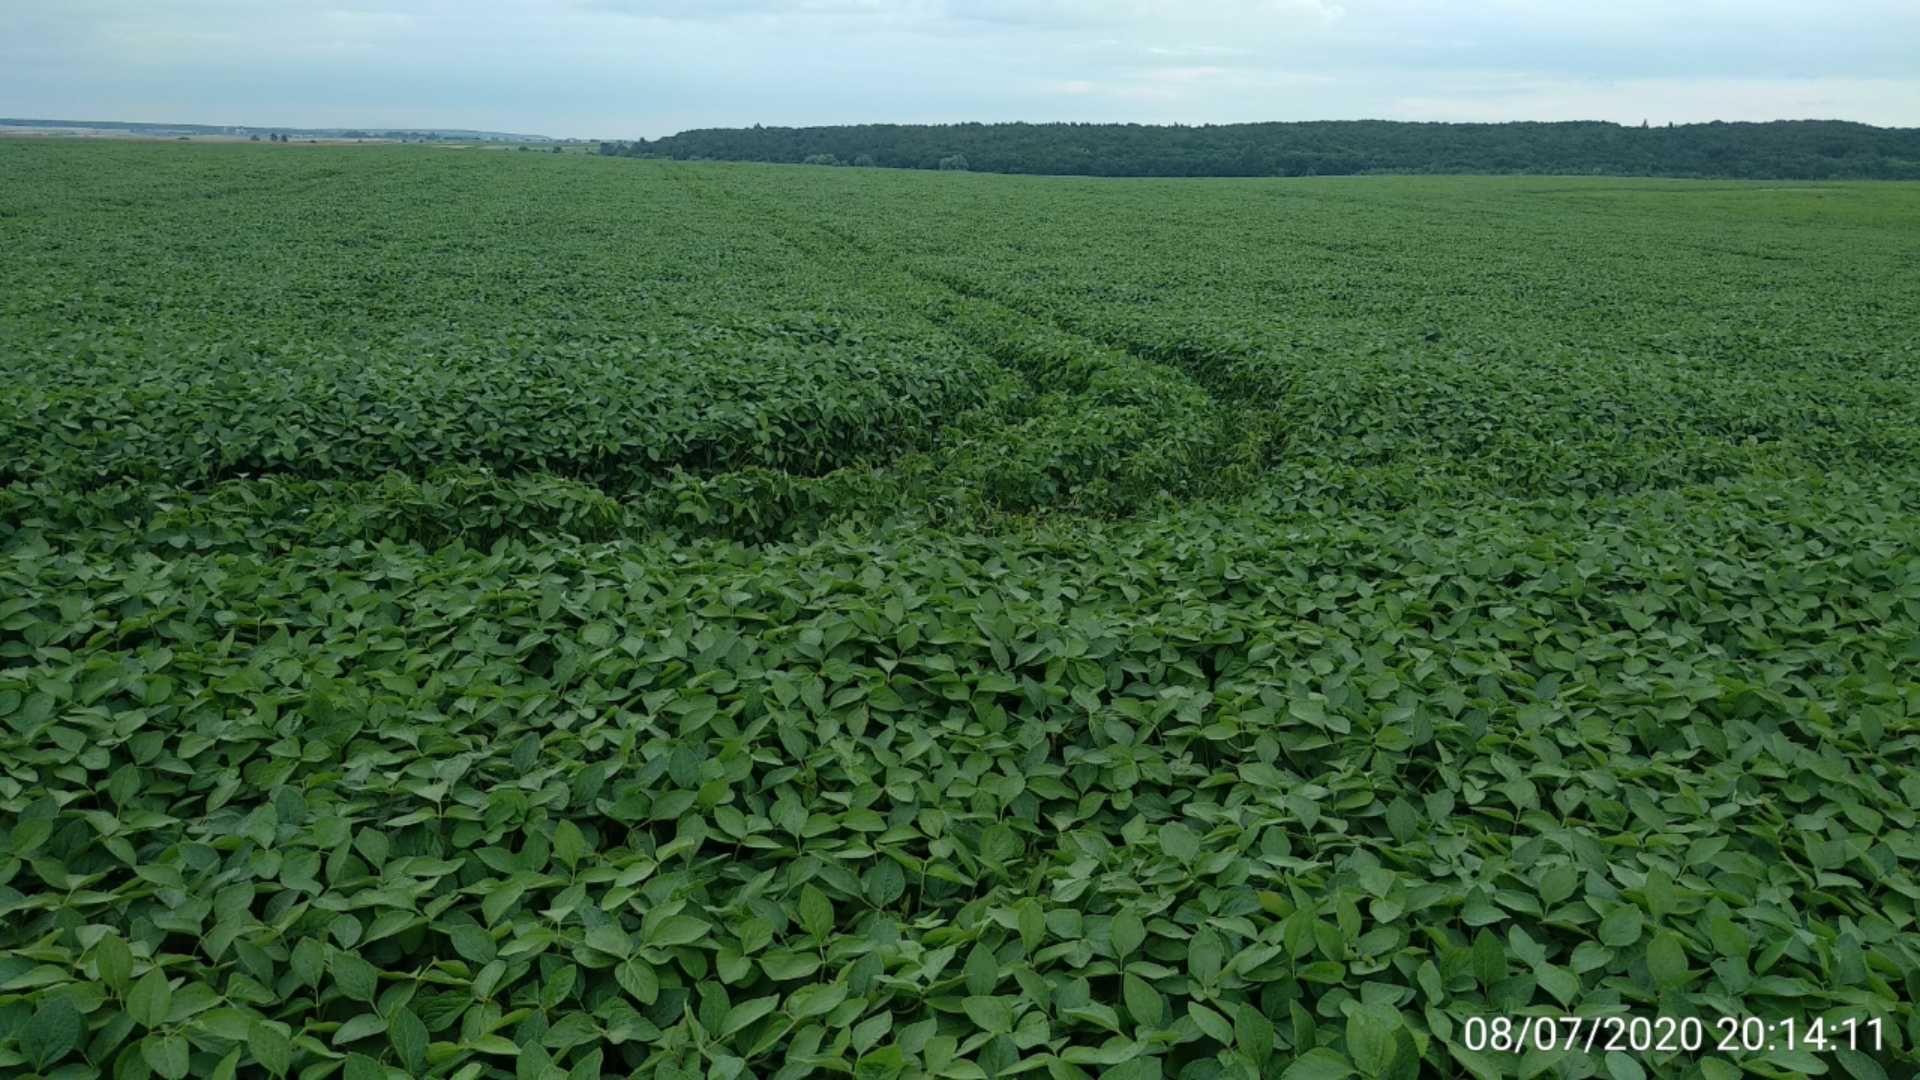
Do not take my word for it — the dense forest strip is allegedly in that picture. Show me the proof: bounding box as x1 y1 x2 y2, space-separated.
605 118 1920 180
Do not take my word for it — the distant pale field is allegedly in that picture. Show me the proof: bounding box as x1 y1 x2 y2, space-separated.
1 127 251 141
0 128 550 146
2 141 1918 1080
0 128 411 144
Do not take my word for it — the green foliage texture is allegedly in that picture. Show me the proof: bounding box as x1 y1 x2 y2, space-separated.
2 141 1919 1079
610 119 1920 181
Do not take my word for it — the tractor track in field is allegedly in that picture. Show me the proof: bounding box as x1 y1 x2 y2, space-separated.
665 166 1292 503
669 166 1234 411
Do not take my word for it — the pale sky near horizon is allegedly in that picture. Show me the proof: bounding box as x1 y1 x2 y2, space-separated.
4 1 1917 139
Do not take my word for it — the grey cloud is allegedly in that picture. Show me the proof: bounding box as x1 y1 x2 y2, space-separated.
577 0 914 18
576 0 1344 29
3 0 1914 137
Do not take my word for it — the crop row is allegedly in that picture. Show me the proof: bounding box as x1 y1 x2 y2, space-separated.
0 334 995 490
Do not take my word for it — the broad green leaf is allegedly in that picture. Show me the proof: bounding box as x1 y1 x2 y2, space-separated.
798 886 834 939
333 1013 387 1045
723 994 780 1038
94 933 134 994
1188 928 1224 986
1235 1003 1275 1065
647 915 711 948
1345 1004 1400 1078
142 1033 192 1080
1159 822 1199 862
1282 1047 1355 1080
787 982 849 1019
962 996 1015 1034
23 1000 82 1071
389 1007 429 1073
1122 974 1165 1029
330 950 379 1003
1187 1002 1232 1044
1111 909 1145 959
964 941 1000 995
1604 1052 1647 1080
249 1021 292 1078
1598 906 1643 948
1646 931 1690 988
129 968 174 1029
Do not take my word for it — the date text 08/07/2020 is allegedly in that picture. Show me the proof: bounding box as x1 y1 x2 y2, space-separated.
1464 1014 1887 1055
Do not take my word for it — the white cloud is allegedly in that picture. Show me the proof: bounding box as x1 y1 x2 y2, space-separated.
1033 65 1334 106
1392 75 1920 128
576 0 1345 29
578 0 920 20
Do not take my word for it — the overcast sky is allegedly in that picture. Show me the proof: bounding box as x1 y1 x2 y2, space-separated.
5 1 1917 138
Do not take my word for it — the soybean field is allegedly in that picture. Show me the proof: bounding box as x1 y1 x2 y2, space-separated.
2 141 1919 1080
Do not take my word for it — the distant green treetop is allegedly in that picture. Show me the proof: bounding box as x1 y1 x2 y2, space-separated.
608 118 1920 179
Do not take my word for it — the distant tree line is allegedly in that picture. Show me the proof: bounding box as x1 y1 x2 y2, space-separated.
598 120 1920 180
